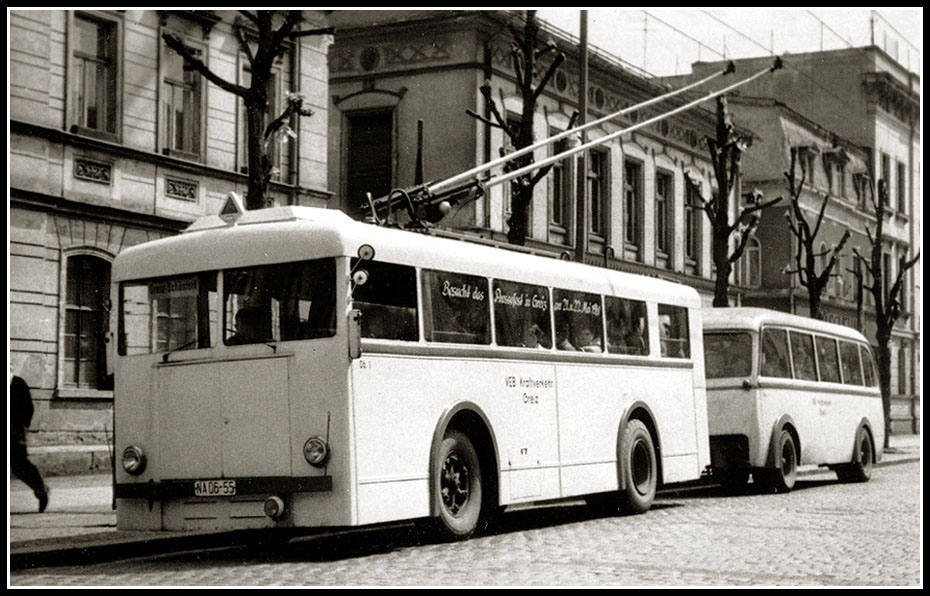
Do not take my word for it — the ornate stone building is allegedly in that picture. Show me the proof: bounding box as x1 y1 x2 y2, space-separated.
327 10 746 296
9 9 332 469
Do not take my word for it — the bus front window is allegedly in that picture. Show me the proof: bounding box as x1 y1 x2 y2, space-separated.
119 273 217 355
223 258 336 345
704 332 752 378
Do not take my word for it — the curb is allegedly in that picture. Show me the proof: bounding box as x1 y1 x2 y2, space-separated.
10 529 272 571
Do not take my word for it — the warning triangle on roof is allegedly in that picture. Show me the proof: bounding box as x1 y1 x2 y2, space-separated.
220 192 245 222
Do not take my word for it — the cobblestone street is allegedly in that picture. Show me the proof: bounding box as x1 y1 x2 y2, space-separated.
10 460 921 587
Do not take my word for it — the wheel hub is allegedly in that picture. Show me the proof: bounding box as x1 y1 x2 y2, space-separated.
441 452 470 515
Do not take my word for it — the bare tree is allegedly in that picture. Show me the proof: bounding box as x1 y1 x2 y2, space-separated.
467 10 565 246
688 95 781 306
163 11 332 210
852 178 920 448
782 147 851 320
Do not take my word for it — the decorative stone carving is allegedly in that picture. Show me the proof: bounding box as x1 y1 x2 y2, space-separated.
73 159 112 184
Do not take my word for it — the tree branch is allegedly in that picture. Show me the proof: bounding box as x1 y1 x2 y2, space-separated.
465 109 503 129
289 26 335 38
233 18 255 66
810 193 831 239
532 52 564 102
729 196 780 235
238 10 259 27
162 33 247 97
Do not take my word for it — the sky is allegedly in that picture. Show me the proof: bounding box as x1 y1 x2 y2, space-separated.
536 8 922 78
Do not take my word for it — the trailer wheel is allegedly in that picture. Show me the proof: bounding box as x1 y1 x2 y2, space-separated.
836 427 873 483
756 429 797 493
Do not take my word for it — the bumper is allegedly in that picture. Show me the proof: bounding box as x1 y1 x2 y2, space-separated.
115 475 333 501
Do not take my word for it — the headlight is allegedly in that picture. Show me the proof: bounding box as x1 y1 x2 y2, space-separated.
303 437 329 466
121 445 147 475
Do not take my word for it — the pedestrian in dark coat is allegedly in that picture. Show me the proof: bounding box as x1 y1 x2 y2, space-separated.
11 374 49 512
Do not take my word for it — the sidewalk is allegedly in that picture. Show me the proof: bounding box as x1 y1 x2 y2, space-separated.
9 433 921 571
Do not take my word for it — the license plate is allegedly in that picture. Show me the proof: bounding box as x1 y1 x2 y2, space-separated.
193 479 237 497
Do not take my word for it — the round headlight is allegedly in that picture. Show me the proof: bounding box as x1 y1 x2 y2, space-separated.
121 445 147 475
303 437 329 466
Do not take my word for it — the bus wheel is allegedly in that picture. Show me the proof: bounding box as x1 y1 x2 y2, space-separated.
433 431 484 540
757 429 798 493
618 419 657 514
836 427 873 483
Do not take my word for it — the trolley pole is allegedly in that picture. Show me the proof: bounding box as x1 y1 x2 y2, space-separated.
574 10 589 263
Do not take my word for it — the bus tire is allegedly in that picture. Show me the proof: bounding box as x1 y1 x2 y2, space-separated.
618 419 657 514
836 427 873 483
756 429 798 493
433 431 485 541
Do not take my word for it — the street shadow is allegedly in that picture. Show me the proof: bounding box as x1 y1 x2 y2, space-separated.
658 477 840 501
148 500 686 566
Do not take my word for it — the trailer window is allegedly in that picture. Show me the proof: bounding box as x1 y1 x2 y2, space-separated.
760 328 791 378
704 332 752 378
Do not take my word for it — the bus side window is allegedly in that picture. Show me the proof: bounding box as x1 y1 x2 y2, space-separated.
815 336 841 383
605 296 648 355
492 280 552 349
760 328 791 378
658 304 690 358
789 331 818 381
351 260 418 341
421 270 490 345
840 341 864 385
553 289 603 352
860 345 877 387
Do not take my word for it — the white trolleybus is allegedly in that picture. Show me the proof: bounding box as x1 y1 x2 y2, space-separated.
702 307 884 493
112 202 710 539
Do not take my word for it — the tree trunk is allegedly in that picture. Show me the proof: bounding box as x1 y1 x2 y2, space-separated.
875 328 893 449
808 282 824 320
507 184 532 246
245 90 272 210
712 227 731 307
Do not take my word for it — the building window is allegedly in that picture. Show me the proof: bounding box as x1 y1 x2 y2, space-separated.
623 160 643 251
588 150 608 236
162 36 204 159
71 13 119 139
549 128 573 242
880 153 891 200
655 170 673 255
63 254 112 390
798 148 816 185
736 236 761 288
896 161 907 214
685 178 702 268
345 110 393 220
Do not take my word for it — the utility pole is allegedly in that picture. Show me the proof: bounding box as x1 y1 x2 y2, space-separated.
574 10 589 263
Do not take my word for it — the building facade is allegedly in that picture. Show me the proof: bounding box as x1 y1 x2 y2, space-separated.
327 10 749 299
9 9 333 459
677 48 921 433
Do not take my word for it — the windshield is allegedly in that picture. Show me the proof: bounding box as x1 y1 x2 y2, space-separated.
119 273 218 355
223 258 337 345
704 332 753 378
